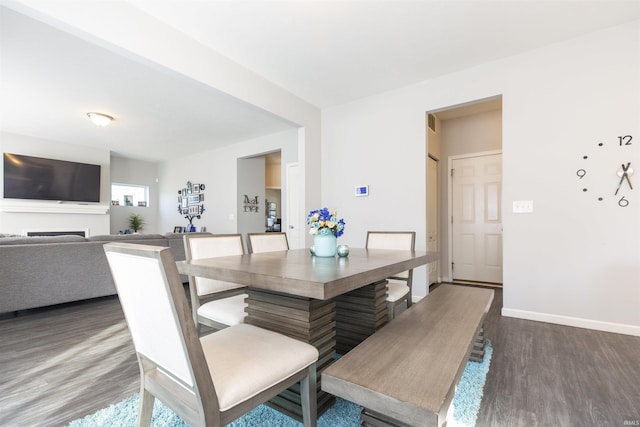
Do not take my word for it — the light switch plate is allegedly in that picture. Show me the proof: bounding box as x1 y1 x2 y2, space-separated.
513 200 534 213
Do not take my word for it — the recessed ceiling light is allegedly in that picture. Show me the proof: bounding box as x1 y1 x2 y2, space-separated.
87 112 114 127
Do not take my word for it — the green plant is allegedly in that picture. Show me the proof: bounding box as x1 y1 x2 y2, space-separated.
128 213 145 232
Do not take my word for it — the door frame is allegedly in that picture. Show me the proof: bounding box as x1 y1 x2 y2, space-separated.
427 154 440 284
447 149 502 283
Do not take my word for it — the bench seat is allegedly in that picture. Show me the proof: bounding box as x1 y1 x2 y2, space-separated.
321 284 494 427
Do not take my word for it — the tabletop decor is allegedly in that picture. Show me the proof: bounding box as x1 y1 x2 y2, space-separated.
307 208 345 257
337 244 350 257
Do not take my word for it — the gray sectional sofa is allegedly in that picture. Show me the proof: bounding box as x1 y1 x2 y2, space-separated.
0 232 204 314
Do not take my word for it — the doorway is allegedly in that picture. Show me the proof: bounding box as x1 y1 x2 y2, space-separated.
427 96 503 287
265 151 282 233
237 151 283 244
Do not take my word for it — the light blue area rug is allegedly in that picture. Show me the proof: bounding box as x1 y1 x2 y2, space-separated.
68 340 492 427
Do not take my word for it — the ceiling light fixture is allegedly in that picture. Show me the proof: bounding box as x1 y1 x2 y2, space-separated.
87 112 114 127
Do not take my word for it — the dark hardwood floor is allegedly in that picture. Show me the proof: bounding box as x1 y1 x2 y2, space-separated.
1 287 638 427
476 287 640 427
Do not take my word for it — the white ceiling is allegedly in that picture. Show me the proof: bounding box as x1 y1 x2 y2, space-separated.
1 1 639 162
129 0 640 108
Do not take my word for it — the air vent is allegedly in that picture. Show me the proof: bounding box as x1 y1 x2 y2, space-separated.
427 113 436 132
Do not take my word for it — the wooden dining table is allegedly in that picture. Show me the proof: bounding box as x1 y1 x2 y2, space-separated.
176 247 439 420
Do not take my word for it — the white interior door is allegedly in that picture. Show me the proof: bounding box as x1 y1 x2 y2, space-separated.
451 153 502 283
427 155 439 284
285 162 303 249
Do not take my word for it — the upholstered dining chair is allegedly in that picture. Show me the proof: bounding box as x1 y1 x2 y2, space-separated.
183 234 248 331
365 231 416 320
247 232 289 254
103 243 318 427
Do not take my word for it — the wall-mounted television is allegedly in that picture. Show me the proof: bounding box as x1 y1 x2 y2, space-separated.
3 152 101 203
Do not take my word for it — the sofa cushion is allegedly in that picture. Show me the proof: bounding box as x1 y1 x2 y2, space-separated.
163 232 211 240
0 233 20 238
0 235 86 245
87 234 165 242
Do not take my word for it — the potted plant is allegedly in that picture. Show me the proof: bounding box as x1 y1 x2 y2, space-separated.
128 213 145 233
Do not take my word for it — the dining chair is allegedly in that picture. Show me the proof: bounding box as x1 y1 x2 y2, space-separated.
365 231 416 320
103 242 319 427
183 234 248 331
246 232 289 254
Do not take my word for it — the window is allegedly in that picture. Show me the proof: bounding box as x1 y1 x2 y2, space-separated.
111 183 148 207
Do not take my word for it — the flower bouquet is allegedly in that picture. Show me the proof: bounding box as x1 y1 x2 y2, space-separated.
307 208 345 256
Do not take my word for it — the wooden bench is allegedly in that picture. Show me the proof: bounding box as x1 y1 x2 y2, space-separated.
321 284 494 427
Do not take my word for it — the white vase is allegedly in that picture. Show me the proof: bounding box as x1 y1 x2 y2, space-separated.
313 233 337 257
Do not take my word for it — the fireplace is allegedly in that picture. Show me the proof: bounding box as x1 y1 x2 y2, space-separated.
26 230 87 237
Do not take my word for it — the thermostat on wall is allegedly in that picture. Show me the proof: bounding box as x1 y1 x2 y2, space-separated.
355 185 369 197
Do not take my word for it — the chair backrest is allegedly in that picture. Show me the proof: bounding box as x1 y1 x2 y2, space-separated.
247 232 289 253
366 231 416 280
183 234 246 297
103 243 214 395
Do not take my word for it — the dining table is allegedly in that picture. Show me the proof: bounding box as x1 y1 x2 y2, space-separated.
176 247 439 420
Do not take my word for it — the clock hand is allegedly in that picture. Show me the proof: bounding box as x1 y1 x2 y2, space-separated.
615 174 625 195
615 162 633 195
623 163 633 190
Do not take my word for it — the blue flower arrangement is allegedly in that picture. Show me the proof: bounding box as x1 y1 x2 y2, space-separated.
307 208 346 238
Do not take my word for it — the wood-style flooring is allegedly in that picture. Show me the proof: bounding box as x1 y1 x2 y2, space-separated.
1 286 639 427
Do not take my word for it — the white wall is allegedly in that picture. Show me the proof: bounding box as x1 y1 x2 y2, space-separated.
323 21 640 335
157 129 298 235
440 109 502 156
110 156 159 234
0 132 111 236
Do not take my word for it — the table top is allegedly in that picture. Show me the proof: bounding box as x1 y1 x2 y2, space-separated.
176 248 439 300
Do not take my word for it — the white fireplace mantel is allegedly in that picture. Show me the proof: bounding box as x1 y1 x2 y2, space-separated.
0 200 110 215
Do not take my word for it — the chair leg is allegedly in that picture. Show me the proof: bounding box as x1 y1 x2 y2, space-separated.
137 387 155 427
301 364 317 427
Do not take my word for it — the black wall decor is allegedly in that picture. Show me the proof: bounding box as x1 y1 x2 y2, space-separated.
178 181 205 225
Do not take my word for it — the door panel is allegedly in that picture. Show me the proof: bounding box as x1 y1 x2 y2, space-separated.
486 182 500 221
462 184 475 221
452 153 503 283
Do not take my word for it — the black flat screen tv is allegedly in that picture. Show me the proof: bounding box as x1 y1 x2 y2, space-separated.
3 152 101 202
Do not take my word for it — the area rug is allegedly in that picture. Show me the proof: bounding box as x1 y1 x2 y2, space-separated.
68 340 492 427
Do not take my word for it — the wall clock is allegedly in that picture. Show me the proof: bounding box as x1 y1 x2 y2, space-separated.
576 135 634 207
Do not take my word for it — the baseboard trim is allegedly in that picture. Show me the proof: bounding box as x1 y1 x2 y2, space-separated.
502 308 640 337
